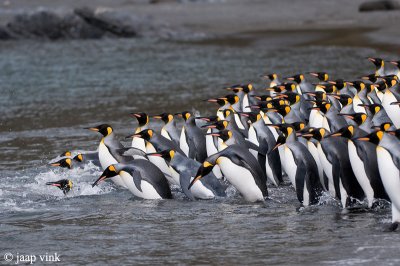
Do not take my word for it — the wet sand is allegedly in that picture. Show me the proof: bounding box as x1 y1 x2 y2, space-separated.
1 0 400 53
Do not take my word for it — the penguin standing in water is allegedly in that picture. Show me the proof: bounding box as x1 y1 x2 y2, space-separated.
147 149 227 200
189 130 268 202
130 112 149 153
92 162 172 200
72 151 101 167
46 179 73 195
355 131 400 230
271 125 323 206
87 124 131 188
152 113 180 145
177 111 207 162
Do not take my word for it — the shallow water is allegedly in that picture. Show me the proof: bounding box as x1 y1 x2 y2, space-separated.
1 38 399 265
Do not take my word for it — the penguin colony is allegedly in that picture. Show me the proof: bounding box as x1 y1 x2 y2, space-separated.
48 57 400 231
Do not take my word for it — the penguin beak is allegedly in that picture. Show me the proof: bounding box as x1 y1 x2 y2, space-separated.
205 98 218 103
309 72 318 77
347 82 354 86
202 124 217 129
50 162 61 167
271 143 282 151
286 77 295 81
205 132 221 137
174 113 183 118
151 115 162 119
390 61 399 66
328 81 337 85
327 132 342 137
86 127 99 132
195 117 211 122
274 94 288 99
188 175 202 190
126 134 141 139
368 57 376 63
247 105 260 109
92 175 108 187
300 133 313 138
130 113 141 118
147 153 163 157
46 182 61 187
390 101 400 105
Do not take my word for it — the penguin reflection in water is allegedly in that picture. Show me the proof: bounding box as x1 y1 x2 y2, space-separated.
46 179 73 195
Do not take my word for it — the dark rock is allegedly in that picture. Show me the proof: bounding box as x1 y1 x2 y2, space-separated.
0 26 13 40
359 0 400 12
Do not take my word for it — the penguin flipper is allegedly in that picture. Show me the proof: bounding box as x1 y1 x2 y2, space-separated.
295 162 306 205
257 153 267 178
332 160 341 200
268 149 283 183
179 171 196 200
127 169 143 192
117 147 147 159
245 140 263 155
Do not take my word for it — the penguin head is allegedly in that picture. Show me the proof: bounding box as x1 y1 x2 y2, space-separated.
368 57 384 68
329 94 352 106
290 121 306 131
195 115 219 123
317 84 337 94
152 113 174 124
387 129 400 139
361 73 378 83
275 91 301 105
222 109 234 119
351 81 367 93
309 101 331 114
372 81 387 92
252 94 273 102
73 154 84 162
130 112 149 127
266 85 285 94
390 60 400 69
50 158 72 169
302 127 327 141
238 112 261 123
188 161 215 190
327 125 354 139
372 122 393 132
309 72 329 82
358 103 383 115
242 84 254 93
147 149 175 162
130 129 154 141
87 124 113 137
202 120 229 130
269 124 295 137
286 74 304 84
276 105 292 117
271 134 287 151
60 151 72 157
46 179 73 194
92 165 118 187
339 112 367 126
354 130 384 145
305 91 326 101
328 79 347 90
265 73 278 80
206 98 228 107
176 111 192 121
220 94 239 105
382 75 399 88
212 130 233 142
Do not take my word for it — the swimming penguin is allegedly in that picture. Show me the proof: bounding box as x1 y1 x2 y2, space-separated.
92 162 172 199
59 151 72 157
355 131 400 230
328 125 389 207
189 131 268 202
50 158 72 169
152 113 180 145
177 111 207 162
72 151 101 167
86 124 131 188
46 179 73 195
148 149 227 200
271 125 323 206
130 112 149 153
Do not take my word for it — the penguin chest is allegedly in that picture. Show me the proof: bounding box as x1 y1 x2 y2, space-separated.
307 142 324 188
310 111 324 128
317 143 335 197
206 132 218 156
234 113 245 130
382 91 400 128
284 145 297 189
348 141 374 207
180 127 190 157
119 171 162 199
377 147 400 212
98 142 127 188
353 95 366 114
242 94 251 113
217 157 264 202
161 128 172 141
189 177 215 199
248 126 259 158
168 166 181 185
131 137 146 152
146 143 179 186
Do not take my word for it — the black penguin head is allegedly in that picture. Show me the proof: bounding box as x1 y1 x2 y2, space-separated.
372 81 387 92
238 112 261 123
271 134 287 151
290 121 306 131
361 73 378 83
309 101 331 114
147 149 175 162
60 151 72 157
46 179 73 195
276 105 292 117
328 79 347 90
372 122 393 132
152 113 174 124
266 85 285 94
316 84 337 94
301 127 327 141
275 91 301 105
188 161 215 190
203 120 229 130
305 91 326 101
50 158 72 169
286 74 304 84
358 103 383 115
176 111 192 122
129 129 154 141
130 112 149 127
87 124 113 137
339 113 367 126
309 72 329 82
208 130 232 142
390 60 400 69
92 165 118 187
354 130 384 145
220 94 239 105
265 73 278 80
206 98 228 107
195 115 219 123
252 94 273 102
222 109 234 119
73 154 84 162
328 125 354 139
368 57 384 68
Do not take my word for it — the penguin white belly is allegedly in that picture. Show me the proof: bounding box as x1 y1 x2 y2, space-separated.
189 176 215 199
322 116 330 132
248 126 259 158
339 179 348 208
206 133 218 156
146 143 178 186
161 128 172 141
303 180 310 207
217 157 264 202
382 91 400 128
348 141 374 207
234 113 245 130
284 145 297 189
310 111 324 128
131 137 146 152
180 127 190 156
242 94 251 113
375 89 384 103
168 166 181 186
307 142 325 190
278 146 287 175
317 143 335 197
119 171 162 199
353 96 366 114
377 147 400 222
98 142 127 188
